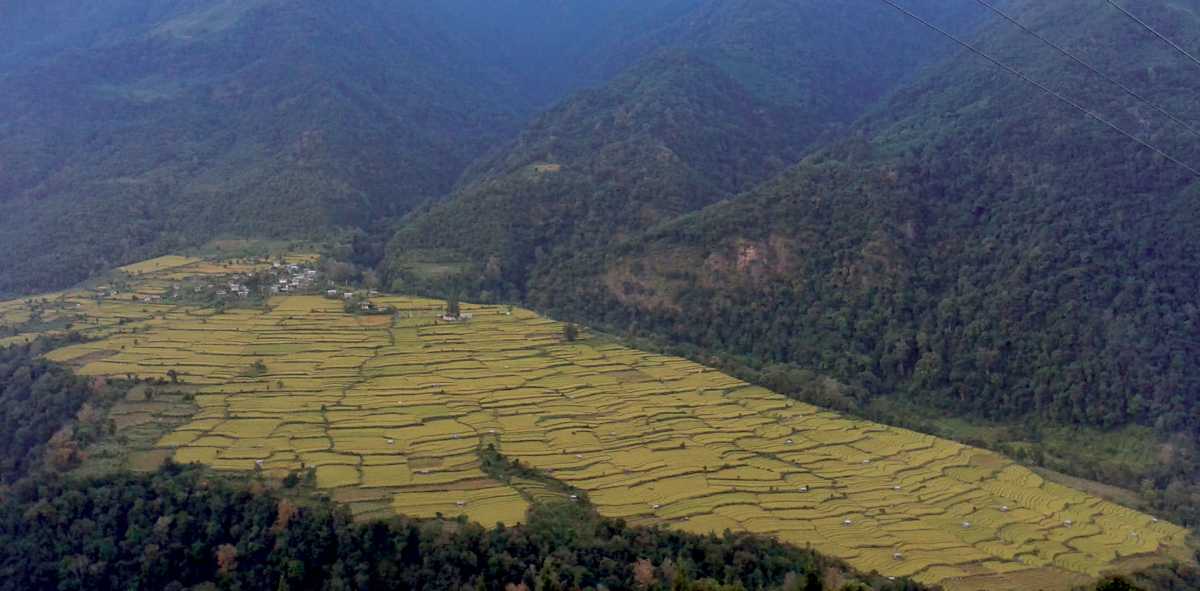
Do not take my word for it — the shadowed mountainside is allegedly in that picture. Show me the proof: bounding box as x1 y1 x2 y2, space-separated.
383 0 987 298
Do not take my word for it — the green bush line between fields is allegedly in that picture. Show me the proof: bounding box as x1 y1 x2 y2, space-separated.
479 442 589 507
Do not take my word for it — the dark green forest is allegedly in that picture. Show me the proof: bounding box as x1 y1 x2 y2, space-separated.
518 0 1200 525
0 335 121 483
386 51 816 299
0 0 539 295
0 464 934 591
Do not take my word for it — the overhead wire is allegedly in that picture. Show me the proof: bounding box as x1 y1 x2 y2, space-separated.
1105 0 1200 71
974 0 1200 138
877 0 1200 179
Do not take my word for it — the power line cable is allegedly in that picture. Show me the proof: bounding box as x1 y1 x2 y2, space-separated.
1105 0 1200 71
877 0 1200 178
975 0 1200 138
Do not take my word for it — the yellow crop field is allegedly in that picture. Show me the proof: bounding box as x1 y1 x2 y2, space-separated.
118 255 200 274
0 254 1193 591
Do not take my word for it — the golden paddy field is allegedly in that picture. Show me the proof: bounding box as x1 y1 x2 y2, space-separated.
4 256 1192 590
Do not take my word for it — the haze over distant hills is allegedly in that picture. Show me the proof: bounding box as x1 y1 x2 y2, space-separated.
0 0 686 292
385 1 987 297
0 0 983 295
0 1 506 290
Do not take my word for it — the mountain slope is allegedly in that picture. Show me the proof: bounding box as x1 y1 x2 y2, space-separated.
594 0 987 114
0 0 726 296
529 0 1200 493
383 0 988 298
0 0 538 294
384 51 819 297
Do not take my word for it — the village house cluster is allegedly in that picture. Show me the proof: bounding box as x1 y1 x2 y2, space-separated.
140 260 326 304
269 263 319 294
326 288 393 314
213 279 250 298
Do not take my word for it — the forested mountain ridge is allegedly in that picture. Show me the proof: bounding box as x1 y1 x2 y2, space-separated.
0 0 719 297
0 0 529 295
385 51 816 298
596 0 989 115
0 0 986 298
382 0 989 299
527 0 1200 521
421 0 710 108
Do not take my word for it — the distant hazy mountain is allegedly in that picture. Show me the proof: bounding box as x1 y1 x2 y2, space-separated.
384 0 986 298
0 0 987 295
0 2 484 291
0 0 706 294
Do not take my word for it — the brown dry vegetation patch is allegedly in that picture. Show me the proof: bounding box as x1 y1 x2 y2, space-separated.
603 265 681 313
609 369 654 383
702 235 797 286
603 247 706 312
409 457 445 469
1105 552 1193 576
1033 467 1144 510
605 235 805 313
968 452 1007 471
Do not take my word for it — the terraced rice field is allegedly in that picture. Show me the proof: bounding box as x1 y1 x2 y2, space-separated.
6 259 1192 590
0 257 276 346
118 255 202 275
